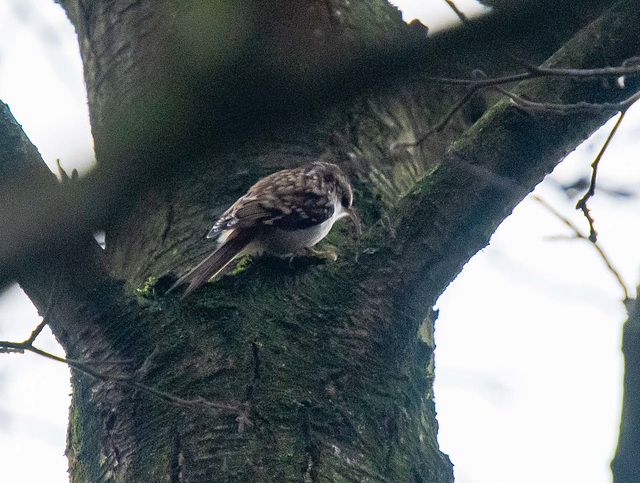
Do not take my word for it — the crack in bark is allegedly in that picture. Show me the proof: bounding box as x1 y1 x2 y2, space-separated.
170 423 184 483
161 202 174 245
300 401 319 483
244 341 261 403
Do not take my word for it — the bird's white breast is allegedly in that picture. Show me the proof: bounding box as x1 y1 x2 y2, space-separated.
257 195 346 255
213 195 347 256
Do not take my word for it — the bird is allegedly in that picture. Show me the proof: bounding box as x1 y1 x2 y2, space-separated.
169 162 358 298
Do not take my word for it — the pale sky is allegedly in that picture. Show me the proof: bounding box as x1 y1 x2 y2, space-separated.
1 1 639 482
391 0 489 30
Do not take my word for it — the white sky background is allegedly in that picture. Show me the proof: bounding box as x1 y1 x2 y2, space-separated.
1 1 639 482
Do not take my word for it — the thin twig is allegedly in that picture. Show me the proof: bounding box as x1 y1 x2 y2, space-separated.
443 0 468 23
397 61 640 149
412 10 640 150
532 195 630 301
26 271 60 344
25 319 48 346
500 88 634 242
501 87 640 113
0 330 250 424
494 86 634 243
532 64 640 78
446 147 631 302
426 64 640 87
575 110 627 242
392 82 483 150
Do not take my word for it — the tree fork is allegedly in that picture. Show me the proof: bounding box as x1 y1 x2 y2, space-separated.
2 0 639 481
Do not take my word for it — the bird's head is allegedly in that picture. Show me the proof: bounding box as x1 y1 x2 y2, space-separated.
314 162 360 235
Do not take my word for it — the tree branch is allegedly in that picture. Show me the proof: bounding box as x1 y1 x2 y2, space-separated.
500 86 640 113
394 62 640 150
379 0 640 310
0 0 622 285
612 284 640 481
426 64 640 87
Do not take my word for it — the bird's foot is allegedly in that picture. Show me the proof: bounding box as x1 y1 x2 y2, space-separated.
301 246 338 262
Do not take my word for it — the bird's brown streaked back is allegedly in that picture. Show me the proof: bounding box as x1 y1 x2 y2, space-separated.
170 162 356 298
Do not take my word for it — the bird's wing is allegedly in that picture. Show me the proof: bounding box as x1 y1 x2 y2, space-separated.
207 168 335 238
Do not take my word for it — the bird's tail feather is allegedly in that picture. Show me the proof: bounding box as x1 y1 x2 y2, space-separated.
168 232 251 298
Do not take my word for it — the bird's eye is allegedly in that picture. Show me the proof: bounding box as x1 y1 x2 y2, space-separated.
324 173 336 185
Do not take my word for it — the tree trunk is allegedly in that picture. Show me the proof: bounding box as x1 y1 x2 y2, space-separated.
612 288 640 482
3 0 639 481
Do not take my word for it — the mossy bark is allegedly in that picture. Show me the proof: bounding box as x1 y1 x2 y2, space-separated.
4 0 639 481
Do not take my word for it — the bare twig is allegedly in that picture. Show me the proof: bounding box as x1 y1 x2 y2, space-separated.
500 87 640 113
426 64 640 87
26 319 49 345
575 110 627 242
446 150 631 302
25 272 59 345
443 0 468 24
396 61 640 150
0 272 239 425
416 7 640 151
532 195 630 301
442 1 534 72
499 89 632 243
0 327 250 426
392 82 483 150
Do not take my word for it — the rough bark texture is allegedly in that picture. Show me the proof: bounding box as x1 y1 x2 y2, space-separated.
1 0 638 481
